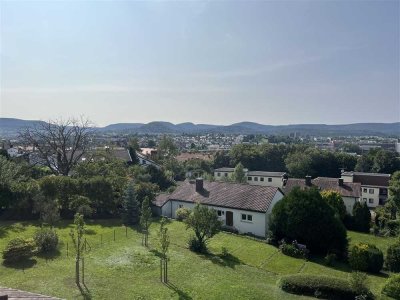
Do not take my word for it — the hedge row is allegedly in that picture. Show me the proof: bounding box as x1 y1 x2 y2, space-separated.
280 274 365 300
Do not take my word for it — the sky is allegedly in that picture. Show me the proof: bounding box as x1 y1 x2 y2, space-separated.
0 0 399 127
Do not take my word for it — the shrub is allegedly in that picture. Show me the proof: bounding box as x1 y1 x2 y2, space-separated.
188 236 207 253
352 202 371 233
269 187 348 256
349 243 383 273
349 272 369 297
279 274 362 300
175 207 191 221
221 247 229 258
34 228 59 253
2 238 36 263
325 253 337 266
387 242 400 272
279 240 309 259
382 274 400 299
387 220 400 236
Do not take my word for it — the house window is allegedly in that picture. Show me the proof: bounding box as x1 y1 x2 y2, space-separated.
363 188 367 193
224 173 228 177
369 189 374 194
260 177 264 182
241 214 253 222
217 210 223 216
254 177 258 182
179 204 183 208
248 177 252 181
217 173 221 177
142 160 146 165
268 178 272 182
369 198 374 204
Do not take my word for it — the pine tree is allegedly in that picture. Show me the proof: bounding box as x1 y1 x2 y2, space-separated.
352 202 371 233
122 181 140 225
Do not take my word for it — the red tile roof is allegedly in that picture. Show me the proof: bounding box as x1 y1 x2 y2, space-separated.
283 177 361 198
154 180 282 213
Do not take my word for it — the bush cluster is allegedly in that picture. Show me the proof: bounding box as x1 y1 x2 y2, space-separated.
382 274 400 299
2 238 36 263
188 236 207 254
349 243 383 273
280 274 370 300
34 228 59 253
175 207 191 222
279 240 309 259
387 242 400 273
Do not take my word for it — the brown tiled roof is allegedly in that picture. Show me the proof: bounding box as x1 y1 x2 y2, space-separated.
342 172 391 187
283 177 361 198
154 180 281 213
176 152 213 162
0 286 62 299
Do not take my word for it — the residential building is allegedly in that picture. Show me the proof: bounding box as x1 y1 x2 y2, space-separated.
341 171 391 208
153 179 284 237
283 176 361 214
247 171 287 188
136 152 161 169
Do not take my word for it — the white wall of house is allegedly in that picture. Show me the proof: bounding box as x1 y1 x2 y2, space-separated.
214 171 234 181
247 176 283 188
160 190 284 237
342 175 354 183
360 186 380 208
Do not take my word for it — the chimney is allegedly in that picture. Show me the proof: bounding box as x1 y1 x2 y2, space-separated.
338 178 344 186
195 178 204 192
305 176 312 186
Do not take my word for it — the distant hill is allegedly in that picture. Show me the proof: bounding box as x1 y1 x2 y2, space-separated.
1 118 399 137
0 118 46 137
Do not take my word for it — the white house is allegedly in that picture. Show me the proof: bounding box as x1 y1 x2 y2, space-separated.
135 152 161 169
153 179 284 237
247 171 287 188
341 171 390 208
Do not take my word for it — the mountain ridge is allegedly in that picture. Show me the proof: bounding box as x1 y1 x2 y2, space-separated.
0 118 399 137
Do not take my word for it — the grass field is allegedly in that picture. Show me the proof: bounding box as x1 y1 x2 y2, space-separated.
0 219 396 299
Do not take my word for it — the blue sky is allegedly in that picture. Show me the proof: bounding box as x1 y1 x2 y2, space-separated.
1 1 399 126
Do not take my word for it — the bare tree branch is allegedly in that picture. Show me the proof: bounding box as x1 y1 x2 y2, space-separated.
19 117 93 176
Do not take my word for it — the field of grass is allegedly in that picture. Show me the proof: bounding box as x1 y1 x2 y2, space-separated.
0 219 396 299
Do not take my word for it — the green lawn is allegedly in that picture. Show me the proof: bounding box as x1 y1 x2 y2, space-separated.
0 219 396 299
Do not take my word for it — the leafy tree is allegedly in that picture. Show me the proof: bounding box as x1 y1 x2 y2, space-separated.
285 151 314 178
321 190 346 221
389 171 400 211
140 197 152 247
341 143 362 155
128 137 141 152
0 149 9 159
69 213 85 286
355 155 374 172
147 165 174 191
33 191 60 227
269 187 348 255
372 150 400 174
232 163 246 183
69 195 92 217
128 147 140 165
386 242 400 272
159 217 170 283
147 140 156 148
352 202 371 233
212 151 231 169
122 181 140 225
157 135 178 161
185 203 221 253
135 182 159 204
